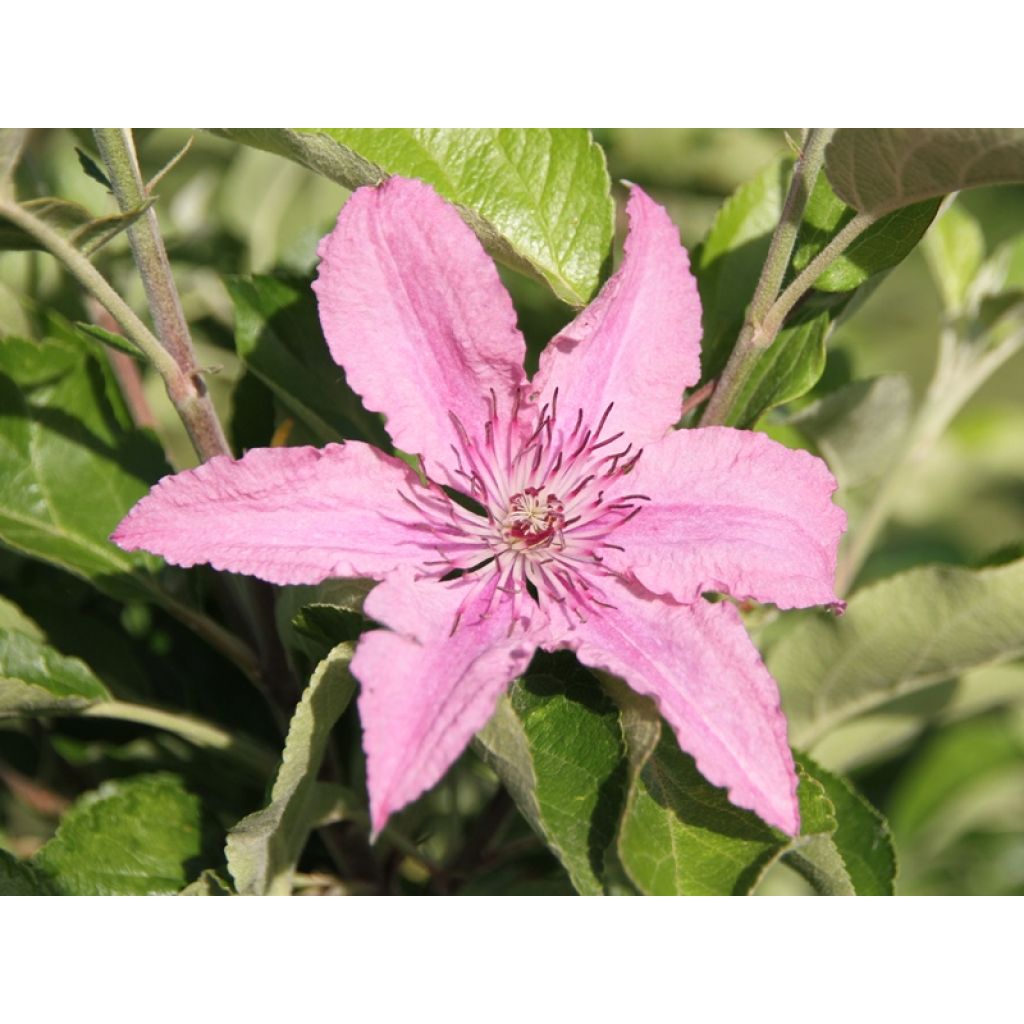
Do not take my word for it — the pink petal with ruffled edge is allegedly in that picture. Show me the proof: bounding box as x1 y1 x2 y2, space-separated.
552 579 799 835
112 443 436 586
604 426 846 610
354 571 541 836
314 178 528 487
530 186 702 445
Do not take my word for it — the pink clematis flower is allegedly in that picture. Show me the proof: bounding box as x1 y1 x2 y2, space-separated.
113 177 845 837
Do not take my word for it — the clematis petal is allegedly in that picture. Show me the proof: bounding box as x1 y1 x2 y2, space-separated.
314 177 528 485
531 186 702 444
604 426 846 610
354 571 540 836
112 443 437 586
554 580 799 835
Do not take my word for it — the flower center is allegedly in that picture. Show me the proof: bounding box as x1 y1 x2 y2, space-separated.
502 487 564 549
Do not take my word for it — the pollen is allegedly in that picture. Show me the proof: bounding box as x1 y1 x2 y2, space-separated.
502 487 565 548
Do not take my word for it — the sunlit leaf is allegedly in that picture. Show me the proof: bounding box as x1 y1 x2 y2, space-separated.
33 773 201 895
216 128 613 306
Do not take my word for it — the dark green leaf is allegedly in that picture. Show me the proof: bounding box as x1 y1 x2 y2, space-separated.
0 628 111 715
0 195 153 255
0 329 170 601
226 643 356 895
826 129 1024 216
724 309 830 428
792 172 940 292
0 848 55 895
75 147 112 191
33 773 201 895
784 754 896 896
771 558 1024 749
475 670 628 895
228 274 388 447
73 321 144 360
216 129 614 306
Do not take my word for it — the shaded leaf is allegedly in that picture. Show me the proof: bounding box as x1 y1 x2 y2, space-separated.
74 321 144 360
788 374 913 488
475 670 628 895
0 628 111 716
923 201 986 312
216 128 614 305
228 274 388 447
0 848 55 895
226 643 356 896
771 558 1024 749
0 329 170 601
826 129 1024 216
0 129 29 197
33 773 201 895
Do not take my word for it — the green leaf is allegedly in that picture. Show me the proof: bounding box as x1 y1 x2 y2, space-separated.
226 643 356 895
826 129 1024 216
771 558 1024 749
216 129 613 306
724 309 830 428
791 172 940 292
695 155 792 387
0 129 28 198
923 202 987 313
0 628 111 715
475 670 628 895
783 755 895 896
788 374 913 488
0 195 153 255
0 848 55 895
33 773 201 895
227 274 389 447
0 329 170 601
0 594 44 639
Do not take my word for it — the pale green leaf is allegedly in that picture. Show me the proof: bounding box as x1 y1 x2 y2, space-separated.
923 202 987 313
788 375 913 488
0 195 153 255
216 128 613 306
33 773 201 895
826 129 1024 216
179 869 234 895
772 558 1024 749
226 643 356 896
0 594 44 640
0 628 111 716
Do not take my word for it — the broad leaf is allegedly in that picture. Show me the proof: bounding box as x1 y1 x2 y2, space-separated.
33 773 201 895
826 129 1024 216
788 375 913 488
791 173 940 292
0 196 153 255
228 275 388 447
0 594 44 639
0 628 111 715
771 558 1024 749
0 329 169 601
226 643 356 896
475 670 628 895
216 128 614 306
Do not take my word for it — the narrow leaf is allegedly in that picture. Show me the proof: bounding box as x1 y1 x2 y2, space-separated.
826 129 1024 216
0 195 153 254
226 643 356 896
216 128 614 306
33 773 201 895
